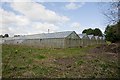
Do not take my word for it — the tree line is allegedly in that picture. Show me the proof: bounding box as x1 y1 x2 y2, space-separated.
81 21 120 43
82 28 103 36
0 34 9 38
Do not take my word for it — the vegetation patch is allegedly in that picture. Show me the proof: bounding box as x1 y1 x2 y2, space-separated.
35 55 46 60
75 59 85 65
2 44 119 78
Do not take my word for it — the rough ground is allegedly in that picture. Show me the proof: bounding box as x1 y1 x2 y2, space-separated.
2 44 120 78
89 43 120 54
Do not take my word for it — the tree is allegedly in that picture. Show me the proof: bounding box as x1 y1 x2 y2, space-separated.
100 1 120 42
93 28 103 36
0 35 4 38
86 28 94 35
101 1 120 24
82 29 87 33
82 28 94 35
82 28 103 36
104 21 120 42
105 25 116 42
101 1 120 37
4 34 9 37
14 35 20 37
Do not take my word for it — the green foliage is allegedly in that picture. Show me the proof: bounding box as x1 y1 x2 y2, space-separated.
82 28 103 36
106 41 111 45
82 29 87 33
4 34 9 37
0 35 4 38
82 28 93 35
75 59 84 65
99 62 109 70
104 21 120 43
93 28 103 36
0 34 9 38
35 55 45 59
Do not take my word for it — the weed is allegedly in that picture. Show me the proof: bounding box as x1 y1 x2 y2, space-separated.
35 55 45 59
32 66 49 76
75 59 85 65
91 59 100 63
99 62 109 70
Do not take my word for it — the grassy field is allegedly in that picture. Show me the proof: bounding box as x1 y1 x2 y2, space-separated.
2 44 119 78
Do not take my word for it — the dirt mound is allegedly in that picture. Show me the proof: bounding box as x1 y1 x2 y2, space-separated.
89 43 120 54
105 43 120 53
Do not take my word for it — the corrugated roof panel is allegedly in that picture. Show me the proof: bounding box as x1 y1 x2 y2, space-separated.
22 31 74 39
2 31 75 40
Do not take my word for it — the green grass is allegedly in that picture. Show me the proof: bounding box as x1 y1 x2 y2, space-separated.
106 41 111 45
2 44 119 78
75 59 85 65
35 55 46 59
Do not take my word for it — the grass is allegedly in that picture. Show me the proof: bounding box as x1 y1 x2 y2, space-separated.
75 59 85 65
35 55 46 60
2 44 119 78
106 41 112 45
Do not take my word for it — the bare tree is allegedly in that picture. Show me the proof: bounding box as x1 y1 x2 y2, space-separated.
102 0 120 24
99 0 120 36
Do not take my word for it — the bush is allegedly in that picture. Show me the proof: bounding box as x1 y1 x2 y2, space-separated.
105 21 120 43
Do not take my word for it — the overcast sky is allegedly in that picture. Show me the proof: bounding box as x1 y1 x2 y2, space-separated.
0 0 112 37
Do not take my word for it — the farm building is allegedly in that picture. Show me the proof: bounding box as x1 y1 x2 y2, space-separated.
3 37 24 44
2 37 13 44
3 31 81 48
94 36 100 44
99 37 102 44
0 38 3 44
102 36 106 44
88 35 96 45
78 34 89 47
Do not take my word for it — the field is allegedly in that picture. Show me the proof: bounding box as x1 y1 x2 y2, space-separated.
2 44 119 78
